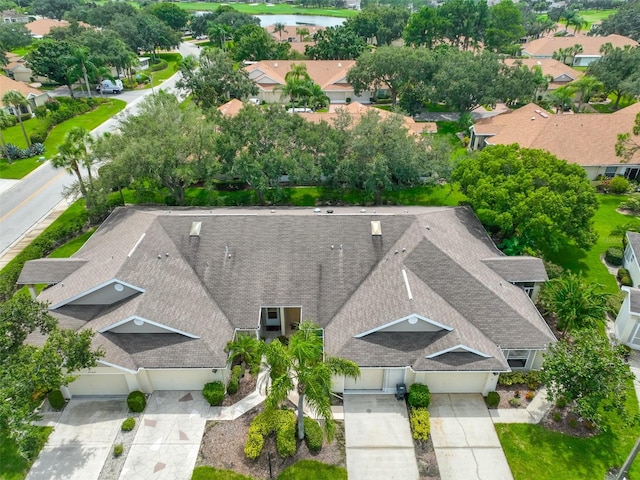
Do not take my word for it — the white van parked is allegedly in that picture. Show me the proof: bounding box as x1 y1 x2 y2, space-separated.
96 79 124 94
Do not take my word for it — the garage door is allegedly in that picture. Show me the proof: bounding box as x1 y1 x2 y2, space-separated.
423 372 489 394
68 373 129 396
345 369 383 390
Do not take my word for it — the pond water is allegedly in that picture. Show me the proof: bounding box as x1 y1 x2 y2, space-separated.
194 11 345 27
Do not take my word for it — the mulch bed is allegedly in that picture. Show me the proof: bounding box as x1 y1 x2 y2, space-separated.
540 405 598 437
415 437 440 480
494 384 538 410
196 404 346 479
222 369 258 407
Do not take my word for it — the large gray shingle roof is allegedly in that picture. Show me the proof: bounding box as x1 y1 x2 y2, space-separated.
28 206 554 373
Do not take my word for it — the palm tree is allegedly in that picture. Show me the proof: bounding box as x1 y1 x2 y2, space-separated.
265 321 360 441
538 273 610 335
2 90 30 148
52 127 95 208
273 22 286 41
0 109 15 163
307 83 329 111
65 47 98 97
549 86 574 113
226 332 264 374
569 75 603 111
279 63 312 105
208 24 230 51
600 42 614 56
296 27 310 42
552 47 571 65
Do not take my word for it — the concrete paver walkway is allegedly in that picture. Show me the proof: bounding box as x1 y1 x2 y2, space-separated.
344 394 419 480
119 390 211 480
27 398 127 480
430 394 514 480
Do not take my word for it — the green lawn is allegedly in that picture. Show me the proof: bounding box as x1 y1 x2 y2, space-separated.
175 2 356 17
0 427 52 480
148 53 182 88
496 381 640 480
48 229 95 258
191 461 347 480
546 194 640 294
0 99 126 180
539 8 616 30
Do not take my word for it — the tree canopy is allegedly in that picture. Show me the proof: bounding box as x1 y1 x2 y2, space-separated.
541 330 633 426
305 25 368 60
0 296 102 459
589 0 640 41
453 144 598 256
587 46 640 109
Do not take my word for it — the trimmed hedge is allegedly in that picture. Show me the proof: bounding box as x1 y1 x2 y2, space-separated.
203 381 225 406
127 391 146 413
408 383 431 409
485 391 500 408
149 58 168 72
409 408 430 441
227 365 244 395
618 267 633 286
47 390 65 410
114 444 123 457
303 417 323 453
610 176 630 194
121 417 136 431
497 371 541 390
244 410 297 459
606 246 624 266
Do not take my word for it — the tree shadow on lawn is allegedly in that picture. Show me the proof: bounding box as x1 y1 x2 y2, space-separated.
545 240 589 276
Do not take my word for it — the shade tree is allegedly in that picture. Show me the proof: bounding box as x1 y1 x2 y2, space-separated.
305 25 368 60
452 144 598 256
588 46 640 109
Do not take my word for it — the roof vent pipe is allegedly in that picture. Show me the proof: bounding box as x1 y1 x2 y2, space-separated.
371 221 382 236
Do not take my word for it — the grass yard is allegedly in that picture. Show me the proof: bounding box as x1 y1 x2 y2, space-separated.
591 95 637 113
0 427 52 480
192 461 347 480
149 53 182 88
0 99 126 180
496 381 640 480
48 229 95 258
175 2 356 17
546 194 640 294
539 8 616 29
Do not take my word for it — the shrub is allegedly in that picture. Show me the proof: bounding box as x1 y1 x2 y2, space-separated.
114 444 123 457
509 397 521 407
303 417 323 452
227 375 239 395
498 371 541 389
127 391 146 412
621 195 640 214
618 267 633 286
409 408 430 441
244 410 297 459
485 391 500 408
556 396 568 408
275 410 297 458
34 105 48 119
30 128 48 145
30 142 45 156
610 176 630 194
244 426 265 459
525 391 535 401
121 417 135 431
47 390 65 410
606 246 624 266
202 381 225 406
232 365 244 378
150 58 168 71
4 143 21 160
552 411 562 421
408 383 430 408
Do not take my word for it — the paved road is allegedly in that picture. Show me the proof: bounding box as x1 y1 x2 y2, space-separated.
0 42 200 256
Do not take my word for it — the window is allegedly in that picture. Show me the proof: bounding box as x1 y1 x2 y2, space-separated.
514 281 535 298
506 350 530 369
263 307 281 331
605 166 617 178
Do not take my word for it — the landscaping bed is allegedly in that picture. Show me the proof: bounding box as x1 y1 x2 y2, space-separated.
221 368 257 407
493 384 538 410
197 405 345 480
414 437 440 480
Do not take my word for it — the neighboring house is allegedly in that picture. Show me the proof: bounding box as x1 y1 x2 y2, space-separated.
245 60 372 104
0 76 50 116
623 232 640 288
521 34 638 67
503 58 582 90
218 99 437 134
25 18 89 38
469 102 640 180
18 206 555 398
2 9 29 23
4 53 33 83
265 24 325 43
615 287 640 349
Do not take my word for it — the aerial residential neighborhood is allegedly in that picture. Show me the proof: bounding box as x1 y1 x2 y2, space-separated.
1 0 640 479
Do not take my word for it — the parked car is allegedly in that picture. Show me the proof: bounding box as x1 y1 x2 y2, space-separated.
96 79 124 94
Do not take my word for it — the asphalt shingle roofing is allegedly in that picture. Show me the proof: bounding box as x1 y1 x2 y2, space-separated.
27 206 555 373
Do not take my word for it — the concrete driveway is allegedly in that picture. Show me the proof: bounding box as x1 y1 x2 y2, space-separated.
27 398 127 480
344 394 419 480
430 394 513 480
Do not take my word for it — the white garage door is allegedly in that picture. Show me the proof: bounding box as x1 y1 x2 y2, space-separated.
345 369 383 390
423 372 489 394
68 374 129 396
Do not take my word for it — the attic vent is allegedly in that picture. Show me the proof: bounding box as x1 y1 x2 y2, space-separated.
371 221 381 236
534 109 549 118
190 221 202 237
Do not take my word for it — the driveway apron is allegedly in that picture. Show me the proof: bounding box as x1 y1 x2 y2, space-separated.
27 398 127 480
344 394 419 480
430 394 514 480
119 390 211 480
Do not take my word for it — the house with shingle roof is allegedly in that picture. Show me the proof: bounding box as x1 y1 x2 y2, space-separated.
244 60 372 104
521 34 638 67
469 102 640 180
503 58 582 90
19 206 555 397
0 75 50 116
615 233 640 349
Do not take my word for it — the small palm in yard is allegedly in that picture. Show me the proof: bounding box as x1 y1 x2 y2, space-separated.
265 321 360 441
538 273 610 335
52 127 96 209
226 332 264 374
0 109 15 163
2 90 30 148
